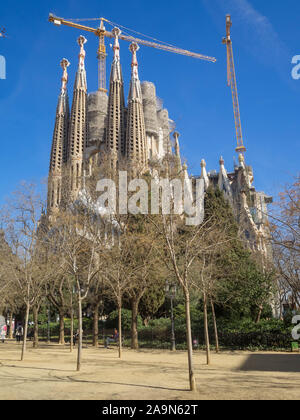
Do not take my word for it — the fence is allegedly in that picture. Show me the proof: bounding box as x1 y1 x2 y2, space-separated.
136 325 292 351
23 322 293 351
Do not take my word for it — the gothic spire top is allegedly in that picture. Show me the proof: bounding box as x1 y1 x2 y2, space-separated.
128 43 142 101
78 35 87 67
112 27 121 60
57 58 70 115
60 58 70 92
173 131 182 171
75 35 87 90
200 159 209 190
130 42 140 80
173 130 180 149
238 153 245 168
218 156 232 198
110 27 123 83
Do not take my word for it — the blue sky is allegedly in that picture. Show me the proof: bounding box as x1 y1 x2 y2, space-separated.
0 0 299 204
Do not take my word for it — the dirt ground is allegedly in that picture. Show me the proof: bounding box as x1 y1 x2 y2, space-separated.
0 340 299 400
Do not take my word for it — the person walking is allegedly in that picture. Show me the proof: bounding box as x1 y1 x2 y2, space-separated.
16 324 23 343
0 325 7 343
73 329 79 347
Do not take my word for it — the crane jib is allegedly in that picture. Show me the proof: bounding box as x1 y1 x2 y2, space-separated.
49 13 217 91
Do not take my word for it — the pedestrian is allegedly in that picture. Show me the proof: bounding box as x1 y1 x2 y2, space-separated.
73 329 79 346
0 325 7 343
16 324 23 343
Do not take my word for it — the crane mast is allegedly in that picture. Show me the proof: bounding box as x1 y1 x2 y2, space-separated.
222 14 246 155
49 14 216 92
97 19 107 92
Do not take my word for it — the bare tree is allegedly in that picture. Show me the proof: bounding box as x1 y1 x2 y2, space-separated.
270 177 300 309
51 210 103 371
192 220 234 364
102 243 133 358
46 273 70 345
0 183 56 360
87 277 106 348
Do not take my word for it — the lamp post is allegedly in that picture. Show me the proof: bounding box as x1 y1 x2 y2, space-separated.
165 280 177 351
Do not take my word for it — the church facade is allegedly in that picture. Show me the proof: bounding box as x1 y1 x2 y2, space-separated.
46 30 273 264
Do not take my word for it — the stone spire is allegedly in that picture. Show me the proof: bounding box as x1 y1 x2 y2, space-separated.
182 162 194 206
238 153 246 170
238 153 253 188
173 131 182 172
218 156 232 199
200 159 209 190
47 58 70 215
125 42 147 172
67 36 88 200
106 27 126 168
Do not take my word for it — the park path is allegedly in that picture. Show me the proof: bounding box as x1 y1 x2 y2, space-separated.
0 342 299 400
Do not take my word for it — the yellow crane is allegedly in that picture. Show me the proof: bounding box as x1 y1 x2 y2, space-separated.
222 14 246 155
49 14 216 93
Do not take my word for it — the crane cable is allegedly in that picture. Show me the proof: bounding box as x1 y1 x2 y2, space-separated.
65 17 187 50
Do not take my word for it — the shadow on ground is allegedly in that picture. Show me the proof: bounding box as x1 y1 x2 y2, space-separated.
238 354 300 373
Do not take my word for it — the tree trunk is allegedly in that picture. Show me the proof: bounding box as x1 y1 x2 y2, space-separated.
58 310 65 345
77 298 82 372
203 291 211 365
210 300 219 354
131 298 139 350
70 306 74 353
170 297 176 352
21 303 30 361
32 305 39 348
9 312 13 339
256 305 263 324
184 291 197 391
118 305 122 359
92 303 100 347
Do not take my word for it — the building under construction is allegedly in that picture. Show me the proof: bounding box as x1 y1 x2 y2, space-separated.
46 16 273 267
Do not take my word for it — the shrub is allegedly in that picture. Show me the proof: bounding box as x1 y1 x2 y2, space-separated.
106 309 142 332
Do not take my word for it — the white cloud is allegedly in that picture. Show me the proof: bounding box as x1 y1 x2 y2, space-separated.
203 0 291 79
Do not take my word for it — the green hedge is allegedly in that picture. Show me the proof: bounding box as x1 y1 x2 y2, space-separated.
31 313 297 351
136 317 295 351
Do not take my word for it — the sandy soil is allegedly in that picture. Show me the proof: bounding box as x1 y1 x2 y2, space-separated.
0 340 299 400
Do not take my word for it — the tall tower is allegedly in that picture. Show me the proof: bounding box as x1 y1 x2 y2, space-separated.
105 27 126 170
47 58 70 216
67 35 88 200
141 81 159 159
157 108 172 155
125 43 147 173
173 131 182 172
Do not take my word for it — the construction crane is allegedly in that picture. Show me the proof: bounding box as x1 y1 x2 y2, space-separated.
222 14 246 155
49 14 216 93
